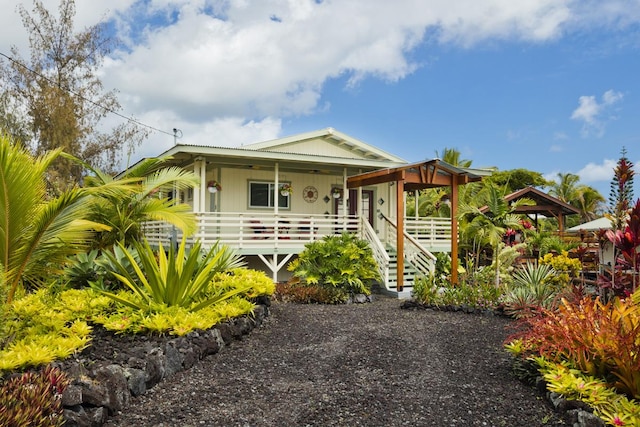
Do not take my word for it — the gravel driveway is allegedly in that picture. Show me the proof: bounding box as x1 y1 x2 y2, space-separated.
104 295 566 427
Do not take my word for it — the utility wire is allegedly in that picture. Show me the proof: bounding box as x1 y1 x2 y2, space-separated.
0 51 175 137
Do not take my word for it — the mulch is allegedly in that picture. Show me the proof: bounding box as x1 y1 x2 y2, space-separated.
103 295 568 427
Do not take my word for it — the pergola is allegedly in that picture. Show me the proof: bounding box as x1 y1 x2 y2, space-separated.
490 186 581 232
347 159 485 291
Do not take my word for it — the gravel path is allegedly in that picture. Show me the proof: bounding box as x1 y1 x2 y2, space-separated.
104 296 566 427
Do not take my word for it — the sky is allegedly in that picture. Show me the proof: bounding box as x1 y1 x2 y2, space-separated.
1 0 640 199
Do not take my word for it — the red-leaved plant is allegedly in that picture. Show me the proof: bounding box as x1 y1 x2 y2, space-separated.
0 365 69 426
510 295 640 399
599 198 640 297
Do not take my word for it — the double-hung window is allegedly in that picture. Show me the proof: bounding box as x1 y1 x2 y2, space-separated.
249 181 290 209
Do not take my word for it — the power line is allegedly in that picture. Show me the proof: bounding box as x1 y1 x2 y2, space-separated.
0 51 175 138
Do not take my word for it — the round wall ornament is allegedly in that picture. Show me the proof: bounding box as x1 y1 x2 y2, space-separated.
303 185 318 203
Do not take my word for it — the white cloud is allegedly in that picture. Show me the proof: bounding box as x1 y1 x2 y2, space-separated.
570 90 623 137
577 159 617 184
549 144 563 152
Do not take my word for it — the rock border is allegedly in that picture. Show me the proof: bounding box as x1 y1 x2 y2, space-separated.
58 299 271 427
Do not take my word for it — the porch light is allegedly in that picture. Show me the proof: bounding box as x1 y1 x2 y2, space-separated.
331 188 343 199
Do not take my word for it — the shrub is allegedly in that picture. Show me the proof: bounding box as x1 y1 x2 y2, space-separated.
502 263 556 318
274 282 347 304
287 233 380 298
411 276 502 310
0 288 102 371
539 251 581 289
99 237 249 312
0 365 69 426
511 295 640 399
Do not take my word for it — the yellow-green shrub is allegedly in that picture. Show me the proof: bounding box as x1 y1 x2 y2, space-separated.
0 289 105 371
212 268 275 298
92 295 255 336
539 359 640 426
539 251 581 289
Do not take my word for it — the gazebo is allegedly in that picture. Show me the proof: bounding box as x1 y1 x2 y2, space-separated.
493 186 581 232
347 159 486 290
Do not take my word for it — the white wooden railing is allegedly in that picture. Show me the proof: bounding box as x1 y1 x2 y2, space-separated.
143 212 360 253
379 214 438 279
359 216 390 287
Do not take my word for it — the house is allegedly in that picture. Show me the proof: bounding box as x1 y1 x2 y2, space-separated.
141 128 484 297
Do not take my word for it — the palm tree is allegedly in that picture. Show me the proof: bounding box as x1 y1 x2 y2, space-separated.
82 156 199 249
436 147 472 168
548 172 580 203
0 133 108 303
459 184 532 286
574 185 605 223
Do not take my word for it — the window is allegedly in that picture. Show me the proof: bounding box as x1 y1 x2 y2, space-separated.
249 181 290 209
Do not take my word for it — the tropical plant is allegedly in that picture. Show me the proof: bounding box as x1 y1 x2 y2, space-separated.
0 365 69 427
0 133 109 304
459 184 533 286
82 156 198 249
608 147 635 232
287 233 380 299
0 288 100 371
539 251 582 290
502 263 556 318
511 294 640 399
600 198 640 296
99 237 247 312
411 275 502 310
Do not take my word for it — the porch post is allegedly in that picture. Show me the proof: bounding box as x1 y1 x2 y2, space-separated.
193 160 201 213
274 162 279 215
199 158 206 212
450 178 459 285
343 167 348 220
396 172 405 292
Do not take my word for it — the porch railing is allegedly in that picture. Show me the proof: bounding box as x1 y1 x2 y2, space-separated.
380 214 438 279
143 212 360 252
359 216 390 288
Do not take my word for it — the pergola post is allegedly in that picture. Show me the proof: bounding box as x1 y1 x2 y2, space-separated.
396 173 405 291
450 178 459 285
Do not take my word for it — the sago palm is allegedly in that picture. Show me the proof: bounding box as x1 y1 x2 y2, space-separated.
82 156 198 249
0 133 107 303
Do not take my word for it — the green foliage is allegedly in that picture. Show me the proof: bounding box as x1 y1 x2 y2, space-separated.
539 360 640 427
512 295 640 399
411 276 502 310
212 268 276 299
287 233 380 298
99 237 248 312
0 133 109 304
274 282 348 304
0 289 104 371
502 263 556 318
539 251 581 289
0 365 69 427
93 296 255 336
0 0 147 189
83 157 198 249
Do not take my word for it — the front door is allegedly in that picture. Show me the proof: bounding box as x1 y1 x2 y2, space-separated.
335 189 374 225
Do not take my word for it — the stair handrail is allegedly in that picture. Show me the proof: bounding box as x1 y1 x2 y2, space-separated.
359 216 390 287
379 213 436 278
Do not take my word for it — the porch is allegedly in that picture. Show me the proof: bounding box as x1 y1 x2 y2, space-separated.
142 212 451 296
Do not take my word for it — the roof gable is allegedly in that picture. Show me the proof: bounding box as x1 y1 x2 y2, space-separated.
243 128 406 163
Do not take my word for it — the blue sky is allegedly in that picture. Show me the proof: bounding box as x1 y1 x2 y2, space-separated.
1 0 639 199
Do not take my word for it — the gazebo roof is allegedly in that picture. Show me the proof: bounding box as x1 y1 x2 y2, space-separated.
494 186 581 217
346 159 487 190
